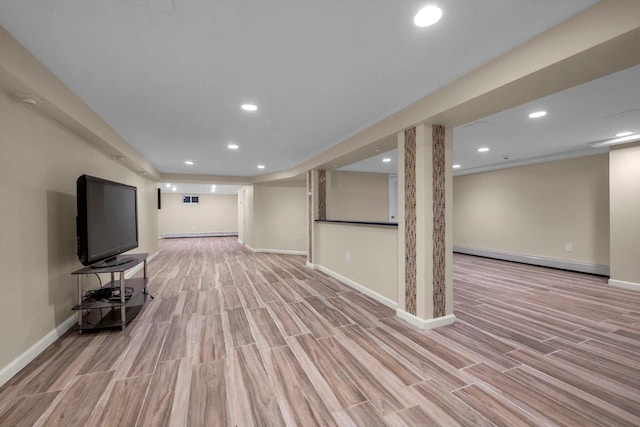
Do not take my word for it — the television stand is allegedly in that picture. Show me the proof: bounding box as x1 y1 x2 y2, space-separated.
71 253 149 333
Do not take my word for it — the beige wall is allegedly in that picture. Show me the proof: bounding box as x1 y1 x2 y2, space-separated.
326 171 389 222
315 222 397 303
453 154 609 266
0 90 158 373
609 144 640 284
158 192 237 236
252 184 307 252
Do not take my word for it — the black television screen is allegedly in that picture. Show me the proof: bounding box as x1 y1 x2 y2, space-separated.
77 175 139 267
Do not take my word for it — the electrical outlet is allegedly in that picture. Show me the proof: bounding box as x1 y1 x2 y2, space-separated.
345 252 351 262
564 243 573 252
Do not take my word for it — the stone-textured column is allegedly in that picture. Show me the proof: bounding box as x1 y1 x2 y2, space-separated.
432 125 447 318
318 169 327 221
403 127 417 315
397 123 455 329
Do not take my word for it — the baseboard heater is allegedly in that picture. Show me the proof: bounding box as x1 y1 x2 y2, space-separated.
162 232 238 239
453 245 610 276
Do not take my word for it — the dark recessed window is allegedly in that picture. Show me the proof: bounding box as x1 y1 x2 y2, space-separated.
182 195 199 204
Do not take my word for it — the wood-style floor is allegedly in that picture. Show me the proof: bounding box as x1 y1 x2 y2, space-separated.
1 237 639 426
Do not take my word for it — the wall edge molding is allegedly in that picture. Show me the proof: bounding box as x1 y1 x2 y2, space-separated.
312 264 398 310
0 314 77 387
453 246 610 276
395 310 456 330
608 279 640 292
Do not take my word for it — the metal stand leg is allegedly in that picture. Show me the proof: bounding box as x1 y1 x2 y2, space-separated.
120 271 126 330
77 275 83 334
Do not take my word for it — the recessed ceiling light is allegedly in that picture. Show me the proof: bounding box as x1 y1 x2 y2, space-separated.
257 165 266 169
211 188 216 192
453 164 461 169
478 147 490 153
165 183 171 188
185 160 194 165
172 186 177 192
241 104 258 111
615 131 632 137
227 144 239 149
414 5 443 27
528 111 547 118
382 158 392 163
211 184 217 188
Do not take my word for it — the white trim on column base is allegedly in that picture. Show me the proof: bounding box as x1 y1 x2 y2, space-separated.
309 264 397 310
0 314 77 387
454 246 609 276
306 261 316 269
395 310 456 330
608 279 640 292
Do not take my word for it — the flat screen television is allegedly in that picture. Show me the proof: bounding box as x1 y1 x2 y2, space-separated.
77 175 139 268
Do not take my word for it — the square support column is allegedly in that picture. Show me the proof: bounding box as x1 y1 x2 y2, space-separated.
306 169 321 267
397 123 455 329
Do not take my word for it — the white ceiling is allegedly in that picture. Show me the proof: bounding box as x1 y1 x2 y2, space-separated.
343 63 640 175
0 0 600 178
452 64 640 175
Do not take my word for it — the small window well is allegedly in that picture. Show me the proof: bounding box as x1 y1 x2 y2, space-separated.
182 195 199 204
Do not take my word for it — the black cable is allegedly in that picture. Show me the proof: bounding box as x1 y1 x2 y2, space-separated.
94 273 102 287
84 287 113 301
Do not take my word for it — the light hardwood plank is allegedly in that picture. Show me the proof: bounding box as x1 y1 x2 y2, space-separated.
38 371 113 427
2 239 639 427
248 307 287 350
91 375 151 427
288 334 366 412
188 361 228 427
263 346 336 426
0 391 58 427
136 359 180 427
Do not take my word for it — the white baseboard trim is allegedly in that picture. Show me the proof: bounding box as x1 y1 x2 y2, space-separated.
306 261 316 269
396 310 456 330
161 232 238 239
454 246 610 276
0 250 159 388
251 248 308 256
608 278 640 292
0 314 77 387
310 264 397 310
